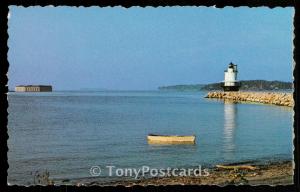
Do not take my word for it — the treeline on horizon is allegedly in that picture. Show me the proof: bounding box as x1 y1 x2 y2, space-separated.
158 80 293 91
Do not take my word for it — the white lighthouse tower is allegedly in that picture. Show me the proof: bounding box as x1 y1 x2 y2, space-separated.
221 62 240 91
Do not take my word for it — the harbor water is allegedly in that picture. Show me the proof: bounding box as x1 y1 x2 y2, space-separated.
7 91 293 185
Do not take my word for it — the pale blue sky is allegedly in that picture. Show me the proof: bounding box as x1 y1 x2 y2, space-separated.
8 6 294 90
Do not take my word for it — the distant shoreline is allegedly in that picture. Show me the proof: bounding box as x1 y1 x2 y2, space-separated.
159 80 293 92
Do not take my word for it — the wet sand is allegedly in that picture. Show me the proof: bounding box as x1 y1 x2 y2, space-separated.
83 160 293 186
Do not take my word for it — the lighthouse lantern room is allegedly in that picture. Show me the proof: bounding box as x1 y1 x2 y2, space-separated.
221 62 241 91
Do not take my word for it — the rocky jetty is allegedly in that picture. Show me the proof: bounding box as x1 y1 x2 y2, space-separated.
205 91 293 107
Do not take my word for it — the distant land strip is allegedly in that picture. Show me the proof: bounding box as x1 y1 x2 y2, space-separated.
158 80 293 91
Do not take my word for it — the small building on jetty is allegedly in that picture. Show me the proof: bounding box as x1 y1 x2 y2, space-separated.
221 63 241 91
205 63 294 107
15 85 52 92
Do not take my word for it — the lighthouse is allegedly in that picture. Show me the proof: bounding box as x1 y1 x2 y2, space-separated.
221 62 241 91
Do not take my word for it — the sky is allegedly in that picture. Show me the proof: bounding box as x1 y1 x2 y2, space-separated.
8 6 294 90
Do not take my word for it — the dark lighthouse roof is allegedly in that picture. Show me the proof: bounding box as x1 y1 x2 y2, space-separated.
228 62 235 68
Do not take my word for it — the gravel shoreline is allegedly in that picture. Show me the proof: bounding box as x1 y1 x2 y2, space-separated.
79 160 293 186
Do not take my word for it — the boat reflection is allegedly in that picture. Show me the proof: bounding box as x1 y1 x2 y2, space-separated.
223 99 237 160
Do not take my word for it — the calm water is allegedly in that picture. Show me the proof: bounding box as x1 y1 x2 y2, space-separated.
7 91 293 185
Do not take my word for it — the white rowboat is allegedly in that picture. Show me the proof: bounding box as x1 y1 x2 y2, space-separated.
147 134 196 144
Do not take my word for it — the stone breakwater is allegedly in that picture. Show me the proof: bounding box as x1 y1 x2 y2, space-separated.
205 91 294 107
